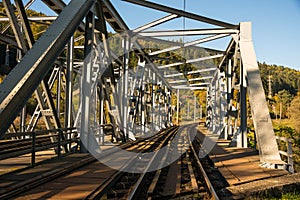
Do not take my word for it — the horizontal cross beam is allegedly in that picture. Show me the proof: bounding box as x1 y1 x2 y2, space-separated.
158 54 223 69
149 34 229 56
164 67 217 78
138 28 238 37
122 0 237 28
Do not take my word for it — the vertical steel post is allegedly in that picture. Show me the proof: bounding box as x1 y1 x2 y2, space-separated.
287 140 294 173
122 37 129 139
5 45 9 66
187 99 190 119
213 77 217 133
206 85 211 129
167 90 171 124
227 59 232 138
240 61 247 148
141 84 145 133
58 130 61 158
200 105 202 119
20 106 26 133
218 71 222 134
194 95 196 122
176 89 179 125
158 80 162 129
99 86 104 144
56 66 62 120
94 88 98 143
65 36 74 129
152 73 156 129
80 12 94 152
31 131 36 167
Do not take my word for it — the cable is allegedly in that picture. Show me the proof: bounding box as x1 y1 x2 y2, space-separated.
183 0 187 72
183 0 186 47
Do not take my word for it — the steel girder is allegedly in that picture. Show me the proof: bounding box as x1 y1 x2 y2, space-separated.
2 0 28 53
148 34 228 56
207 22 283 166
239 22 282 164
0 0 96 137
122 0 237 28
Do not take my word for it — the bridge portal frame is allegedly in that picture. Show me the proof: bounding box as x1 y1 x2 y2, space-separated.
0 0 285 168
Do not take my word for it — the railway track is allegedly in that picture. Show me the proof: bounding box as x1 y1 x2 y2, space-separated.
2 124 229 199
91 124 226 200
0 127 177 199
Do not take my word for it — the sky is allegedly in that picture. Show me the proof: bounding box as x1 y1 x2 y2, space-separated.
29 0 300 70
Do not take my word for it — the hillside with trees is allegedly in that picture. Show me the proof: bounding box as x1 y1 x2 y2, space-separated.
258 62 299 129
258 62 300 171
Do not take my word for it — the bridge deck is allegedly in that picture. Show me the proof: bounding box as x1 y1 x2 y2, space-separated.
0 150 56 176
0 146 116 199
196 126 297 198
0 126 293 199
197 126 288 186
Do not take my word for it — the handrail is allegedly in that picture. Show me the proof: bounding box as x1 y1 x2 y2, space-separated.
276 136 294 173
0 128 79 166
3 127 77 139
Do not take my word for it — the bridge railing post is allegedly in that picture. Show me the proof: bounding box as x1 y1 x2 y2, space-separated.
57 130 62 158
276 136 294 173
31 131 36 167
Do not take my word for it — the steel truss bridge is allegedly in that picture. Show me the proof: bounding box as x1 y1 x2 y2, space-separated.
0 0 286 169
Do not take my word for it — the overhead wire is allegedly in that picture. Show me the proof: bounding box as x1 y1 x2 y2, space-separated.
182 0 187 74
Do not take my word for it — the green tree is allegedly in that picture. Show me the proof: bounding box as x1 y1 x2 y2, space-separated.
276 89 293 119
287 93 300 133
259 62 300 96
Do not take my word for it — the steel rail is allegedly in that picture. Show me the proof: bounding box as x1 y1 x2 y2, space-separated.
131 124 217 199
187 124 219 200
85 126 179 199
145 125 190 199
126 126 179 199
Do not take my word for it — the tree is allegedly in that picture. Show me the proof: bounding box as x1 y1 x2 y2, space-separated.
275 89 293 119
287 93 300 133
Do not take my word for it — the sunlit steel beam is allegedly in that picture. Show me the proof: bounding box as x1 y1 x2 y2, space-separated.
0 16 57 21
172 86 206 90
158 54 223 69
138 28 238 37
189 82 210 86
189 76 212 81
122 0 237 28
133 14 178 33
169 80 187 84
0 0 96 136
164 68 217 78
149 34 228 56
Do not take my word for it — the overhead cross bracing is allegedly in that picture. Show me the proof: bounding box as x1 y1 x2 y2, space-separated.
0 0 287 169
